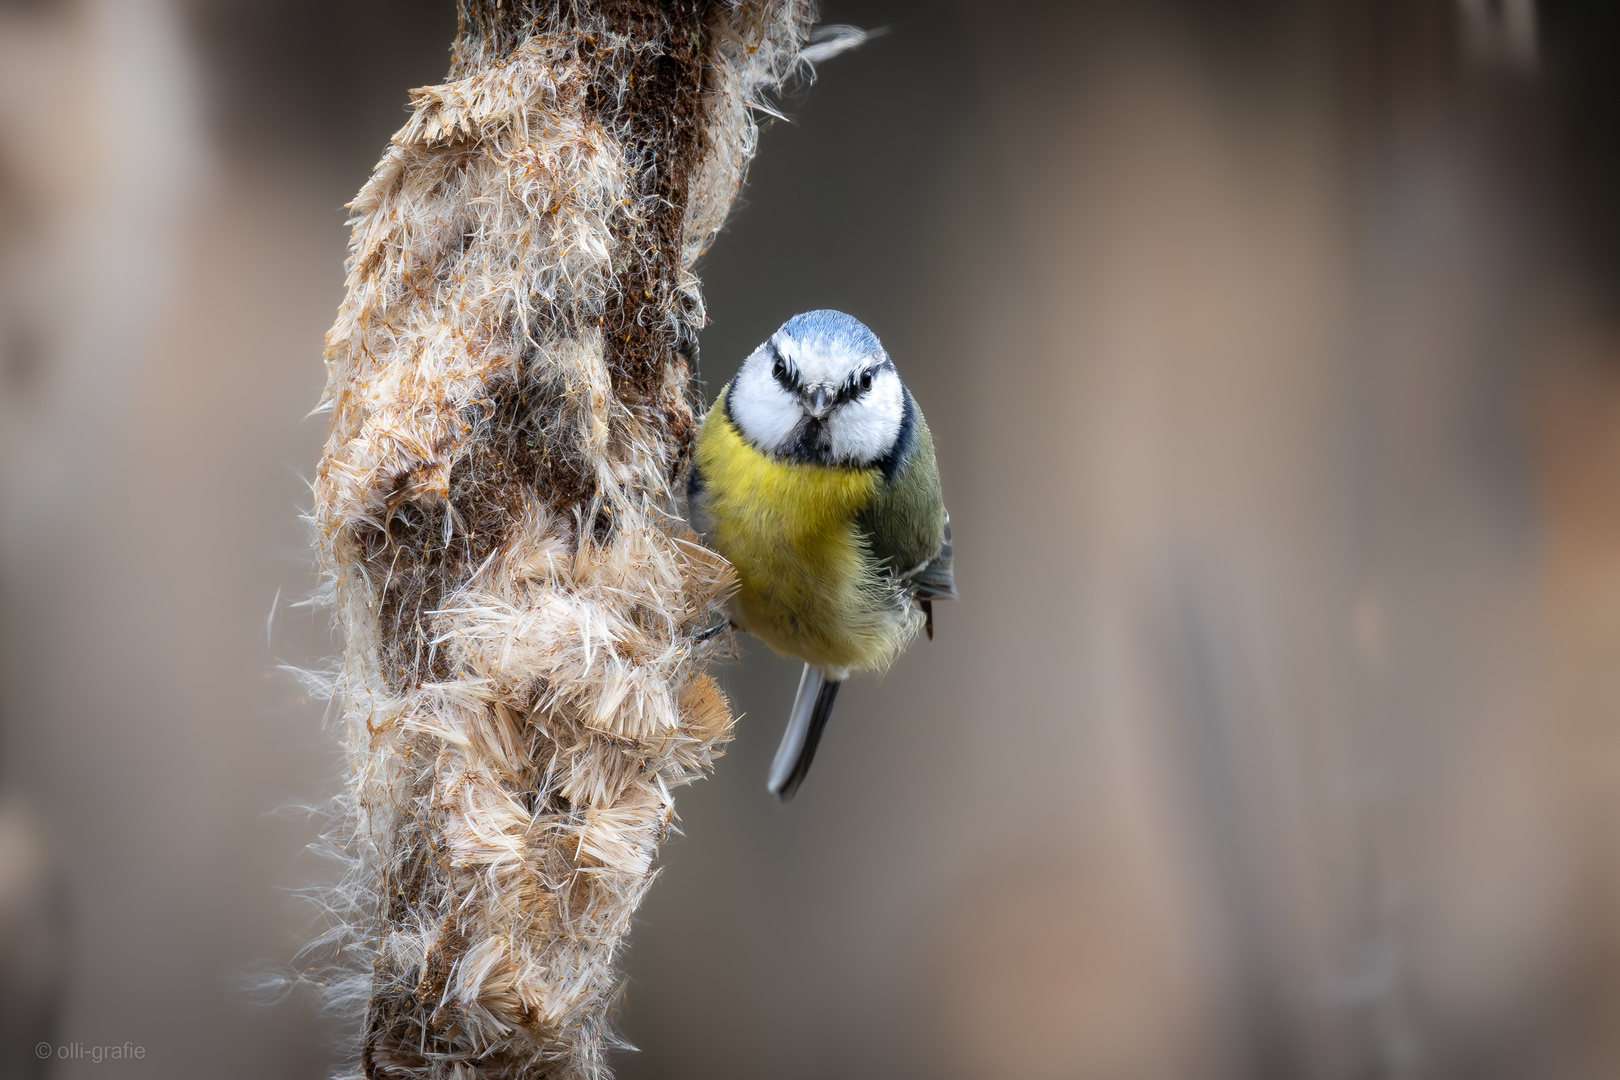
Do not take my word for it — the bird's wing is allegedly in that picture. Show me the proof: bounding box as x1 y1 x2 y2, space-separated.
905 512 955 600
857 395 952 597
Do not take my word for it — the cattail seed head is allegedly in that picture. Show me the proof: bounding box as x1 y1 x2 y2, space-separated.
309 4 814 1075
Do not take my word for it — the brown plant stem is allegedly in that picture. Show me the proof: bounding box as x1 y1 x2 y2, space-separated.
311 3 811 1076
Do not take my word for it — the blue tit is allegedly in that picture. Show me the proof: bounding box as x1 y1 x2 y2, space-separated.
687 310 954 802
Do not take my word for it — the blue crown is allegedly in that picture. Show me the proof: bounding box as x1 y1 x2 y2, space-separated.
778 310 883 356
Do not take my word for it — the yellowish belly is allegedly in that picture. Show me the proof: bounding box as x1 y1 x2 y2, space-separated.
695 404 910 675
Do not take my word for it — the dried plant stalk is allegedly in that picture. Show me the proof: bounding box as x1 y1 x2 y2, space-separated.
310 3 812 1076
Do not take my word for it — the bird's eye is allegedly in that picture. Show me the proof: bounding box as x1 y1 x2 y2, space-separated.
859 369 873 391
772 357 788 382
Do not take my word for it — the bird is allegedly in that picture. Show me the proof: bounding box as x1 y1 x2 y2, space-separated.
686 310 954 803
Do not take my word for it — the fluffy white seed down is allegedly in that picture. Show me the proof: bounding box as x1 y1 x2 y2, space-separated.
308 6 814 1078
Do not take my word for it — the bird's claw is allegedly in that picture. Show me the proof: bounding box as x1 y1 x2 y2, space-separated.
692 617 732 642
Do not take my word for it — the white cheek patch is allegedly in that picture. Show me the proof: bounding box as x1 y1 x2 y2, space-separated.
827 368 904 465
724 331 907 466
727 347 801 454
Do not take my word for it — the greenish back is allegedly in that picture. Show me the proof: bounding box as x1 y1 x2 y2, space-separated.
857 406 946 578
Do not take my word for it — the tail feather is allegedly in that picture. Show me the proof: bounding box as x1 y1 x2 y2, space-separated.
767 664 841 803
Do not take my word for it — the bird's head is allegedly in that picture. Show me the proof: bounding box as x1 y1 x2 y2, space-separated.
727 310 905 466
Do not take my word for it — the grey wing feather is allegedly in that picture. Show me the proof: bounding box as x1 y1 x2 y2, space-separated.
905 512 955 600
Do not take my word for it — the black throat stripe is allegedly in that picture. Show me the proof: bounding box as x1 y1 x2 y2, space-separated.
874 389 917 482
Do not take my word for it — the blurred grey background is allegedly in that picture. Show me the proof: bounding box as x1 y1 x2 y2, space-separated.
4 1 1620 1078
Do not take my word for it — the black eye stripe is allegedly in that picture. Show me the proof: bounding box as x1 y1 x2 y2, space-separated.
767 348 893 403
837 358 890 403
768 342 798 391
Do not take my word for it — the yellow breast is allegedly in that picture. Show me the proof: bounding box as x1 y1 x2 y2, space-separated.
694 398 909 675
